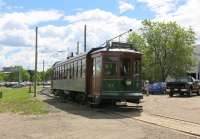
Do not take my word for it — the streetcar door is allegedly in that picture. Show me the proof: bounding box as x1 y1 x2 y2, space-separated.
91 56 102 95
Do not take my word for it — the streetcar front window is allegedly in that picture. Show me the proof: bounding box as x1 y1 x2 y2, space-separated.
104 63 117 77
120 58 130 77
133 59 141 79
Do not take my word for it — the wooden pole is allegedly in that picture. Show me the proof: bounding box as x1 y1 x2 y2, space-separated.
77 41 79 55
84 25 86 52
43 60 44 88
34 27 38 97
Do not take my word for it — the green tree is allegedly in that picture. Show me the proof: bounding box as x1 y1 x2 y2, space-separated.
4 66 30 82
0 72 4 81
128 20 196 81
44 68 52 81
20 68 30 81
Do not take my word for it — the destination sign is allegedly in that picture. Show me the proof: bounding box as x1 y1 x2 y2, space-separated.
111 42 134 49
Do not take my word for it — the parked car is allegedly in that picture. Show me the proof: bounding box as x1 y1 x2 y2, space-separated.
5 82 18 87
0 82 5 87
166 76 200 97
149 82 166 94
11 84 24 88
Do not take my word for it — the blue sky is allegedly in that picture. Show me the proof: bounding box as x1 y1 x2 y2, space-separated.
0 0 200 70
2 0 155 19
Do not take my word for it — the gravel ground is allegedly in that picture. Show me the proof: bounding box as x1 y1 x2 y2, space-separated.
142 94 200 124
0 90 199 139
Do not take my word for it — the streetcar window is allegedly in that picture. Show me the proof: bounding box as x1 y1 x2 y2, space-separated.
96 57 101 76
78 60 82 78
62 65 64 79
76 61 78 78
58 66 60 79
137 60 140 74
133 60 140 74
67 63 69 79
69 63 72 79
58 67 60 79
53 69 55 79
73 62 75 79
57 67 59 79
74 61 77 78
60 66 62 79
63 64 65 78
74 61 78 78
82 59 86 78
61 66 63 79
55 68 57 79
58 67 61 79
93 58 96 76
133 59 141 80
120 58 130 76
66 64 68 79
104 63 117 77
65 64 67 79
134 60 140 74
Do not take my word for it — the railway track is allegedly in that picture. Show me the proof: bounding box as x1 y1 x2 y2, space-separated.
99 107 200 138
41 89 200 138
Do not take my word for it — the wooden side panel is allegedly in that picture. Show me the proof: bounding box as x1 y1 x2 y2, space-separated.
52 79 85 92
86 54 92 95
86 53 102 96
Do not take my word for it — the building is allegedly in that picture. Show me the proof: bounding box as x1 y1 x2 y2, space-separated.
190 44 200 79
2 66 18 73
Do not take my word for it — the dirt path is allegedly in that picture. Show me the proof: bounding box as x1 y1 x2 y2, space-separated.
0 89 199 139
142 95 200 124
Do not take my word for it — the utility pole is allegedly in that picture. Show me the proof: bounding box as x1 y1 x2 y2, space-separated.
43 60 44 88
34 26 38 97
76 41 79 55
84 24 87 52
18 66 20 86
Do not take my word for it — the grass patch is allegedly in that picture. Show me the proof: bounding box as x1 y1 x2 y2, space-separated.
0 87 49 115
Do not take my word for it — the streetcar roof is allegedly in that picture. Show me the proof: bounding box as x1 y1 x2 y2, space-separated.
52 52 87 67
90 48 141 54
52 46 141 68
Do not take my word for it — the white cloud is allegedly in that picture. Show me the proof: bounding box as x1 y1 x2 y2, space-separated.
138 0 180 17
137 0 200 44
0 9 141 70
148 0 200 44
0 9 65 70
119 1 135 14
64 9 141 48
2 1 199 71
0 10 63 27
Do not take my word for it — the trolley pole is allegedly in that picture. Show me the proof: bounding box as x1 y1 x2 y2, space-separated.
34 26 38 97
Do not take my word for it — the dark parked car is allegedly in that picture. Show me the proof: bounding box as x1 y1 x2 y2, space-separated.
166 76 200 97
149 82 166 94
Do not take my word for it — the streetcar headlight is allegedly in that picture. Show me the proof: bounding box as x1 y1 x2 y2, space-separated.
126 80 132 86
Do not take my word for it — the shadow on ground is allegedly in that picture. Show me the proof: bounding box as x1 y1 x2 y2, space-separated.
39 90 142 120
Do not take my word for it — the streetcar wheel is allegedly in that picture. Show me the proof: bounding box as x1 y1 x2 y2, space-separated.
197 89 200 96
169 91 173 97
187 88 192 97
180 92 184 96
